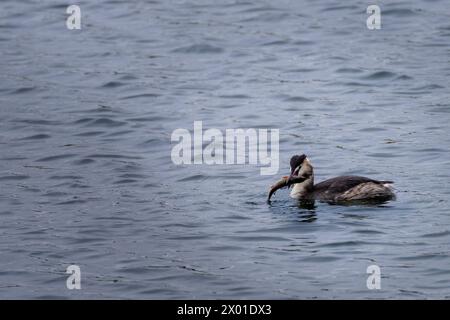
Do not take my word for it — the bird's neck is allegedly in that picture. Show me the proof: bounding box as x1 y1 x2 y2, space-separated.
290 161 314 198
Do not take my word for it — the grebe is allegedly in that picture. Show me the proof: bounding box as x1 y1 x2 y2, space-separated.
268 154 395 203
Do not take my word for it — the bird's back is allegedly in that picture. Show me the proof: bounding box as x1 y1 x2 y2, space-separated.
313 175 393 202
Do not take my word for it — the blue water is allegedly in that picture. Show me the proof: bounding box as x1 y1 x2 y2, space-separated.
0 0 450 299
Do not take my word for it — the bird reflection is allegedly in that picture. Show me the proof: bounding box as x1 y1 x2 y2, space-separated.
297 199 316 210
296 200 317 222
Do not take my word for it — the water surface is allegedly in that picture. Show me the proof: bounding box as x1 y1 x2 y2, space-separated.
1 0 450 299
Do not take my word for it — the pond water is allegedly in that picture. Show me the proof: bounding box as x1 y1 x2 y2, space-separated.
0 0 449 298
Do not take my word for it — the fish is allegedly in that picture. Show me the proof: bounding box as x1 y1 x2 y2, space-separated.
267 176 289 202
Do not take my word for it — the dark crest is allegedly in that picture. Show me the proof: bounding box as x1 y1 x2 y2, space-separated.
290 154 306 173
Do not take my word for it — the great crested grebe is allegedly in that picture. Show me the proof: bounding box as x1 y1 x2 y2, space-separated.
268 154 395 203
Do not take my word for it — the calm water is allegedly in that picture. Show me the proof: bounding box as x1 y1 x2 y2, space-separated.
1 0 450 299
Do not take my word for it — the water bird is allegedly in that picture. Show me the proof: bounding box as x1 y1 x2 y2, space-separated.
267 154 395 204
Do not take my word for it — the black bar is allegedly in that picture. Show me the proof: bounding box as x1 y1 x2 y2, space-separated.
0 300 448 318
